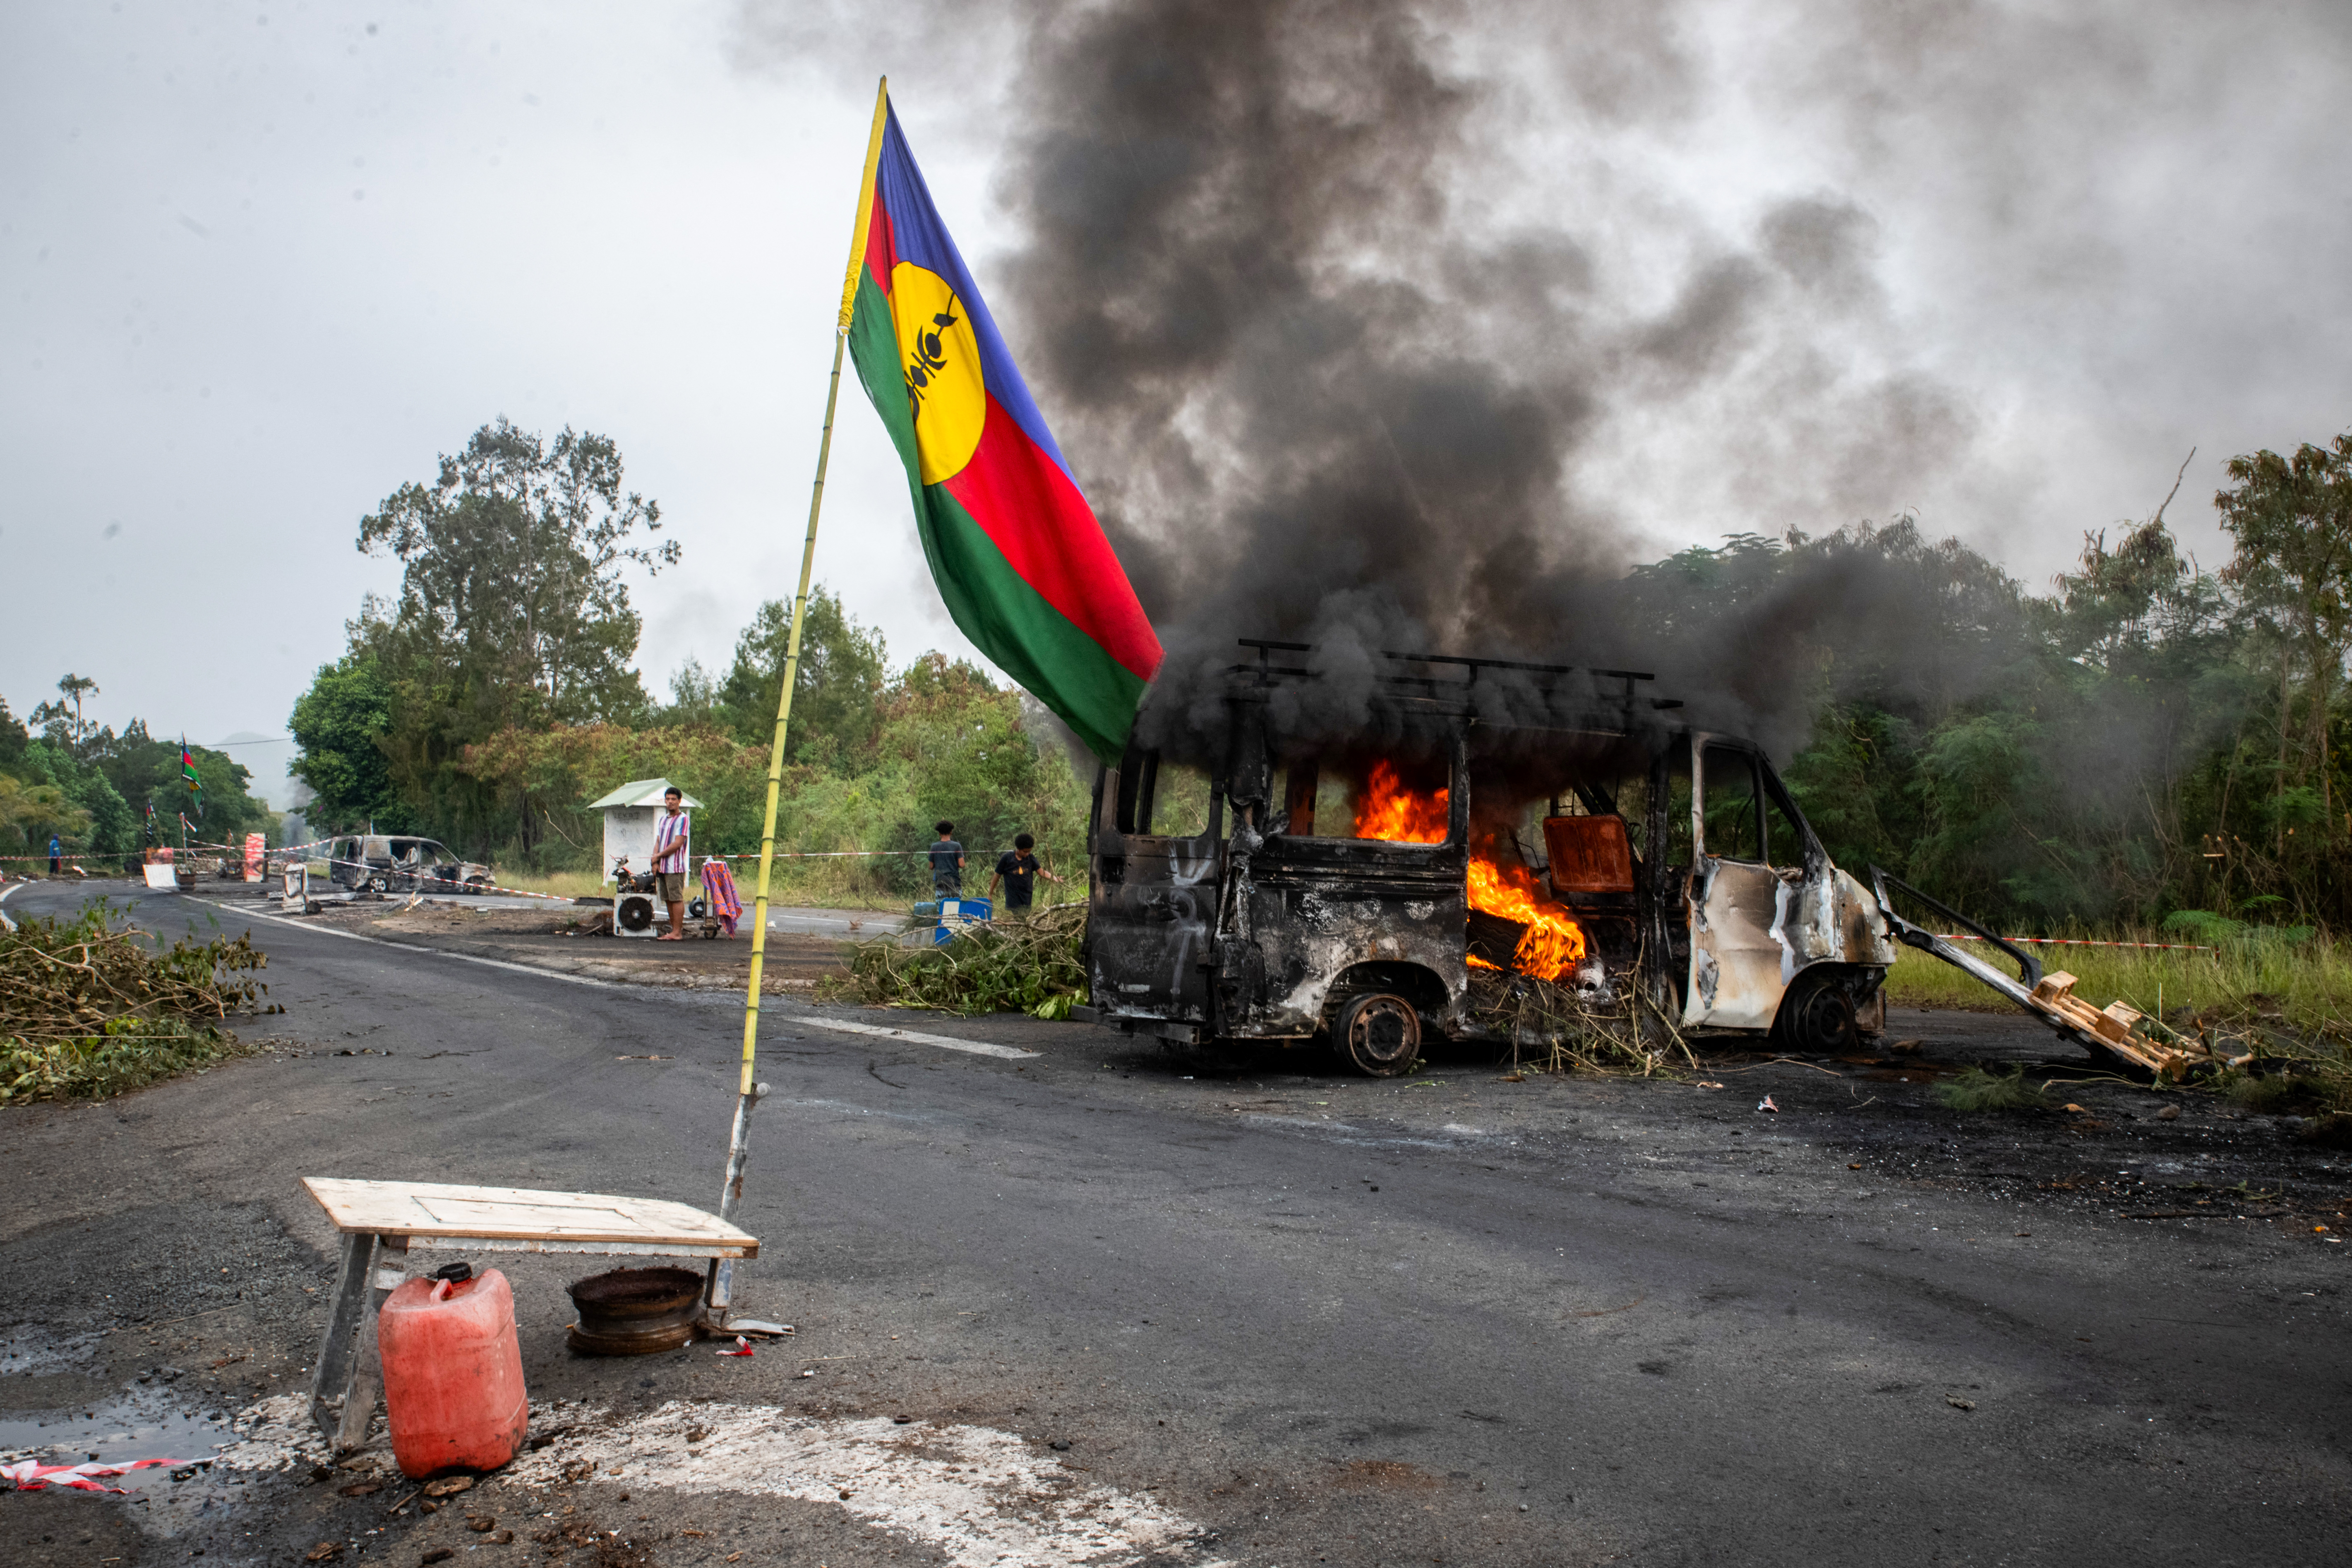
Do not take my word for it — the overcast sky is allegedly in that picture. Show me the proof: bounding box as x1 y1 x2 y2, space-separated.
6 0 2347 805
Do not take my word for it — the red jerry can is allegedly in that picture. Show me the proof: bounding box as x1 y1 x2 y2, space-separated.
377 1266 529 1477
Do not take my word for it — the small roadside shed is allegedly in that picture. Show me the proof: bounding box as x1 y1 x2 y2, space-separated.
587 777 703 879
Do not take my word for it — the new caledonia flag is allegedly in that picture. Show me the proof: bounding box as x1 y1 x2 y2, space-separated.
838 83 1162 762
179 741 203 819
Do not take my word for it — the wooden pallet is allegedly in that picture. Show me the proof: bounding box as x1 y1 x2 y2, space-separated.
2026 971 2207 1078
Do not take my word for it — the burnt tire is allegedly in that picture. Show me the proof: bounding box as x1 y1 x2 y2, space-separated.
1336 992 1422 1077
1776 970 1858 1054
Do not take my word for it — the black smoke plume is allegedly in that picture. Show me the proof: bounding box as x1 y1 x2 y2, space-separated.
739 0 2006 760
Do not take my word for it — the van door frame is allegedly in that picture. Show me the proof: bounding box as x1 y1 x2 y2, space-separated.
1683 734 1794 1030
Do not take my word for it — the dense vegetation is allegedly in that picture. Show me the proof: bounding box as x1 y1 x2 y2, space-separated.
0 681 272 862
286 420 1091 901
1691 431 2352 929
277 419 2352 933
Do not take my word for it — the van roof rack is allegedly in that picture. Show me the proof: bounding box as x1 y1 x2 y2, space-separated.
1229 639 1685 713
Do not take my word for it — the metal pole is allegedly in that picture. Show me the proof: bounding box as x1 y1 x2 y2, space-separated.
709 77 890 1325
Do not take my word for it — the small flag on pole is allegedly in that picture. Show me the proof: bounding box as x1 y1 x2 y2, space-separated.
180 742 204 820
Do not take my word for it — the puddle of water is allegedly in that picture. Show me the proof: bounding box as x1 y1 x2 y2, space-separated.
0 1386 238 1496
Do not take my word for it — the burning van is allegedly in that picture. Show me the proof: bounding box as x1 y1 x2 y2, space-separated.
1073 641 1897 1074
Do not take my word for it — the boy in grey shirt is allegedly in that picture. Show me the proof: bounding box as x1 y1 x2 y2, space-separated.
928 821 964 895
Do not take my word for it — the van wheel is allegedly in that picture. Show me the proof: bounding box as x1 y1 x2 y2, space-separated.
1776 971 1858 1054
1336 992 1422 1077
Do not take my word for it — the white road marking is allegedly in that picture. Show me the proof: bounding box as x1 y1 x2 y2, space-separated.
790 1015 1039 1059
216 1394 1219 1568
185 896 1037 1059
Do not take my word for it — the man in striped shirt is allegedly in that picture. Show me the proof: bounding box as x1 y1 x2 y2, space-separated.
653 785 691 940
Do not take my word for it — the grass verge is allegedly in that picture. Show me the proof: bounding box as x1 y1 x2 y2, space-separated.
1887 929 2352 1114
1881 930 2352 1026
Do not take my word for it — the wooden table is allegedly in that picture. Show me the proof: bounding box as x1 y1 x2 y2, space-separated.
300 1177 759 1451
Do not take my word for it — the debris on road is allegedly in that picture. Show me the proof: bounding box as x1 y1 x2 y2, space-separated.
1758 1095 1778 1113
1 903 271 1103
846 900 1086 1017
716 1336 754 1357
566 1266 708 1357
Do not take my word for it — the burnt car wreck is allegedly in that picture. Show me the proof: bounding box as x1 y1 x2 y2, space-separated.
1074 641 1898 1075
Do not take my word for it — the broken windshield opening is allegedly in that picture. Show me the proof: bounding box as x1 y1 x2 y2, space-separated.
1112 752 1217 838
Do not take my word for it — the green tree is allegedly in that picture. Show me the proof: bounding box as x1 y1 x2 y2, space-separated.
0 696 28 775
0 775 91 853
27 674 102 756
717 586 890 766
359 418 675 731
2215 433 2352 850
659 658 723 727
84 727 268 848
351 418 674 846
288 655 405 832
16 742 136 853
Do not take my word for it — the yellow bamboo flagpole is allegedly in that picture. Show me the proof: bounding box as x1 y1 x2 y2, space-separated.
707 75 890 1328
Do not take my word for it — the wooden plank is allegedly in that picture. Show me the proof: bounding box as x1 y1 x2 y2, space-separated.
396 1234 751 1260
2030 971 2079 1004
413 1196 643 1232
301 1178 755 1254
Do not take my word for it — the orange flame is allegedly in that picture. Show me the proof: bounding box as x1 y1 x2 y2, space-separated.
1354 759 1450 843
1352 763 1587 981
1467 855 1587 980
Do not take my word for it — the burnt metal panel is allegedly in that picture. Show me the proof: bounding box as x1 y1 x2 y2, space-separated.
1686 856 1787 1029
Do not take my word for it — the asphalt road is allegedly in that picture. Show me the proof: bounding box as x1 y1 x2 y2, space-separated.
2 881 2347 1568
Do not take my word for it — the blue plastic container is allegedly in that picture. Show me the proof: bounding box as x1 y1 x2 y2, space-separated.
932 896 992 945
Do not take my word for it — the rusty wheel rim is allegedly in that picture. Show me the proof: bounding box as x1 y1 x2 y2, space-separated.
1342 994 1421 1076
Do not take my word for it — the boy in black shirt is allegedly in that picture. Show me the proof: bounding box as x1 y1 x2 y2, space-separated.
987 832 1061 915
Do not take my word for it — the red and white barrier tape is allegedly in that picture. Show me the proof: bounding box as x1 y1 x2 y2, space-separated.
1932 934 2218 953
0 834 336 863
708 850 935 858
1 1457 186 1492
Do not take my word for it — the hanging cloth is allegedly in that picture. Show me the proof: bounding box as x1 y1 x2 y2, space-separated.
700 859 743 937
